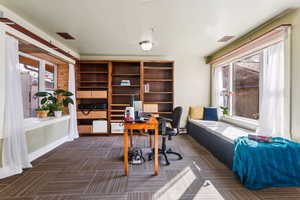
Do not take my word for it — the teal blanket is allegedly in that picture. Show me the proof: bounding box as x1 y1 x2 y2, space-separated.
232 136 300 190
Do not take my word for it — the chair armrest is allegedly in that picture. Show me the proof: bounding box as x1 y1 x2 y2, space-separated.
157 116 173 122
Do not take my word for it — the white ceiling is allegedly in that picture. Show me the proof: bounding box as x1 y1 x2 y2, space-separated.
0 0 299 57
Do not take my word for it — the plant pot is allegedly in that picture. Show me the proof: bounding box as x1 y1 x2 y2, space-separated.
54 111 62 118
37 110 50 118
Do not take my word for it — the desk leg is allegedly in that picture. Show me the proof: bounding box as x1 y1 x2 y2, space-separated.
124 129 129 176
130 129 133 147
154 127 159 176
149 132 152 148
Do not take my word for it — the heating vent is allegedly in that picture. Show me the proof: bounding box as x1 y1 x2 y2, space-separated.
217 35 234 42
56 32 75 40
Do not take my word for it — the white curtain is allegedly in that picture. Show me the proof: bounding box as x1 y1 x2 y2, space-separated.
256 41 290 139
0 36 31 179
212 66 223 107
68 63 79 140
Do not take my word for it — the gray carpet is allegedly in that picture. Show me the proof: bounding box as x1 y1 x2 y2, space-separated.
0 135 300 200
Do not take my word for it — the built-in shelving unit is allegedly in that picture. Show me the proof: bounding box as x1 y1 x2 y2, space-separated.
76 61 109 135
143 61 174 119
110 61 141 129
76 60 174 135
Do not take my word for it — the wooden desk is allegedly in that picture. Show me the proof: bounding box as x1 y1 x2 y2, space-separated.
124 117 159 176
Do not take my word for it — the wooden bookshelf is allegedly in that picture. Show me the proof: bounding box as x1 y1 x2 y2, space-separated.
143 61 174 118
110 61 141 126
76 61 109 135
76 60 174 135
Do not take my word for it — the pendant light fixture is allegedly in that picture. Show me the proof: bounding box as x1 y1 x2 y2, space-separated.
139 40 153 51
139 28 154 51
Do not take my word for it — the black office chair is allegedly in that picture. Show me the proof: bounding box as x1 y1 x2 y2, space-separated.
149 106 183 165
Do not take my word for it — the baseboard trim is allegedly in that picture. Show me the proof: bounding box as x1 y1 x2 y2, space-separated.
28 136 69 162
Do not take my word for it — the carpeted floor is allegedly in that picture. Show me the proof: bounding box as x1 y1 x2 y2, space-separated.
0 135 300 200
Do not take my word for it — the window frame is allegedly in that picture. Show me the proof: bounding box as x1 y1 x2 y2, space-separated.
215 49 264 129
19 52 57 119
212 26 291 131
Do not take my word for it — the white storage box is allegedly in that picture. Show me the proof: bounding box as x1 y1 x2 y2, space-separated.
111 123 124 133
93 120 107 133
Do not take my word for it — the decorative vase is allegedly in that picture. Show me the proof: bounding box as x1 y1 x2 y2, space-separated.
54 111 62 118
37 110 49 118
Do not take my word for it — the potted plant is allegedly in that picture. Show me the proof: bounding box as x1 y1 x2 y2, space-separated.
53 89 74 115
36 105 50 118
49 103 63 118
220 106 229 116
34 89 74 118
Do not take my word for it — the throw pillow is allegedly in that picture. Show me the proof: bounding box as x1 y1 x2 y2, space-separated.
189 106 204 120
203 107 219 121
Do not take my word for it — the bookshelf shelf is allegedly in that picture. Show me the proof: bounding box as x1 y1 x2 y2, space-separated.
144 79 173 82
144 101 173 104
112 85 140 87
111 104 130 107
144 66 173 70
80 81 108 83
112 74 140 76
80 71 108 74
145 92 173 94
112 94 140 96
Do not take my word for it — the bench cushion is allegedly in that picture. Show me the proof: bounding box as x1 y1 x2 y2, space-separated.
187 119 253 169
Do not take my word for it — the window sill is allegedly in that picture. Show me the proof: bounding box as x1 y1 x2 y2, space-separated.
220 115 258 131
24 115 70 132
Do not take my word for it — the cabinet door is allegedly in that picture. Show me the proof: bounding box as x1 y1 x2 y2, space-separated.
78 125 92 134
92 91 107 99
76 91 92 98
77 111 107 119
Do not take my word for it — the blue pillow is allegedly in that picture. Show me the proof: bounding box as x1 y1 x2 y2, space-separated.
203 107 218 121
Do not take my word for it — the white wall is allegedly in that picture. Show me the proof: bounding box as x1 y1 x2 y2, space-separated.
81 54 211 127
174 55 211 126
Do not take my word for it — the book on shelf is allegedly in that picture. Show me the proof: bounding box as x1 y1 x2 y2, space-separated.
144 83 150 93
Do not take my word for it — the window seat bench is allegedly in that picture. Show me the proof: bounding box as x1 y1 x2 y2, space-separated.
187 119 253 169
0 116 70 168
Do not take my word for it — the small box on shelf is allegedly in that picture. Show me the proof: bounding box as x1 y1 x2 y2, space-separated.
120 80 131 86
111 123 124 134
93 120 108 133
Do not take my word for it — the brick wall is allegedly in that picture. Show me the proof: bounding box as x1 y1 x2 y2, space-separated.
57 63 69 90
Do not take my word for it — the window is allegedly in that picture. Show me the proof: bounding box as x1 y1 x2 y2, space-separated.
19 55 57 118
232 53 261 120
216 52 262 120
20 64 39 118
45 65 56 91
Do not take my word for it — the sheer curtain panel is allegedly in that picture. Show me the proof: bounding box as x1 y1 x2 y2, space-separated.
68 63 79 140
0 36 31 179
256 41 290 139
212 66 223 108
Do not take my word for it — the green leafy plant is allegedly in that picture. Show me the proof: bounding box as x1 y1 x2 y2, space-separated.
48 103 63 112
36 105 49 111
34 89 74 116
220 106 229 116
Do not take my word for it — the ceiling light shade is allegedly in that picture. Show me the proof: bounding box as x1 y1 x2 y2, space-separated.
139 40 153 51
